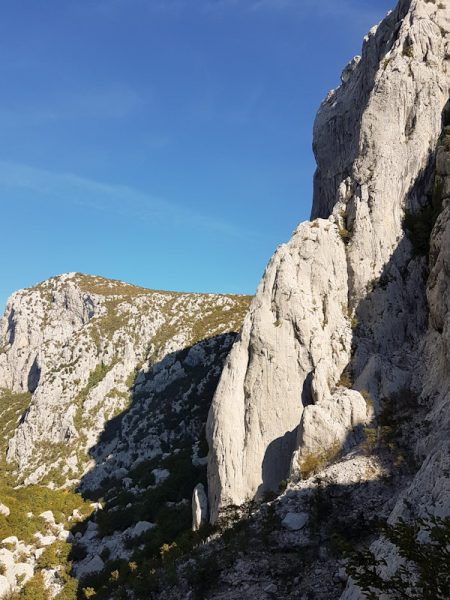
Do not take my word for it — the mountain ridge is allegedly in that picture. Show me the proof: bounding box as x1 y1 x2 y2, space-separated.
0 0 450 598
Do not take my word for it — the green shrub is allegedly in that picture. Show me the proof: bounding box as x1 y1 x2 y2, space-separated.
346 517 450 599
360 390 374 415
53 577 78 600
185 552 222 597
278 479 288 493
444 132 450 152
37 541 71 570
20 572 49 600
337 369 353 389
403 45 414 58
298 441 341 479
2 591 21 600
338 227 351 245
404 175 443 258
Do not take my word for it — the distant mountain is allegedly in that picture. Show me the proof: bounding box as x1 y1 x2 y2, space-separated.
1 0 450 598
0 273 250 598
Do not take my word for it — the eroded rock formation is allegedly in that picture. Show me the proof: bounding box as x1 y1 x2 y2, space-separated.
0 273 250 484
207 0 450 530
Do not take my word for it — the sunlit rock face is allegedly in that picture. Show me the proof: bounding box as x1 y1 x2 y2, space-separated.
207 221 351 521
0 273 252 595
0 272 250 485
207 0 450 523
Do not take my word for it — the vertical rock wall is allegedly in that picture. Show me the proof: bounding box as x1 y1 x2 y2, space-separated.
207 0 450 522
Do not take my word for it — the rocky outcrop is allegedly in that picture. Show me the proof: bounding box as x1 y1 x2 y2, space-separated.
207 220 352 520
207 0 450 523
341 115 450 600
0 1 449 598
291 389 369 480
0 273 251 598
0 273 250 485
192 483 209 531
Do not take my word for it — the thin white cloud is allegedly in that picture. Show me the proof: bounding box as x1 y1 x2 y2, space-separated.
0 86 145 127
0 160 254 240
71 0 389 34
185 0 389 22
73 0 388 19
61 88 145 119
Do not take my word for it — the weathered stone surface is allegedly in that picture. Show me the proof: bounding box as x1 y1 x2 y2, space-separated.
207 0 450 526
0 504 10 517
207 220 351 521
1 537 17 546
0 273 250 485
127 521 155 538
291 388 369 479
0 548 18 590
0 575 11 598
281 512 308 531
76 554 104 578
34 532 56 547
192 483 209 531
38 510 55 524
13 562 34 584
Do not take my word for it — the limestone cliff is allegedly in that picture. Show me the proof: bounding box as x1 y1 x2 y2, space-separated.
0 273 251 597
0 0 449 597
207 0 450 529
0 273 250 485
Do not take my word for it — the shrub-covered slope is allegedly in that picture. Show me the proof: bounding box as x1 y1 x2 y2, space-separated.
0 273 251 598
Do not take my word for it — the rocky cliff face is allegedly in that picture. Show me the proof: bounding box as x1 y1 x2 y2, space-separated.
207 0 450 538
0 274 251 598
1 0 449 598
0 273 250 486
207 221 354 518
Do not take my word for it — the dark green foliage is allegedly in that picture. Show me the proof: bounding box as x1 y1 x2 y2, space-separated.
346 517 450 599
96 449 205 538
53 577 79 600
37 541 72 570
184 552 222 598
444 127 450 151
20 572 49 600
403 44 414 58
88 363 110 387
403 173 443 258
338 227 351 245
68 543 88 562
278 479 288 493
362 389 419 472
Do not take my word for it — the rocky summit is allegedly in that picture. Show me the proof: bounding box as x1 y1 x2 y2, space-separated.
0 273 251 598
0 0 450 599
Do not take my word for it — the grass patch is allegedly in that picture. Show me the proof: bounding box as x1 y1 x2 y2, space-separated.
338 227 351 245
0 389 92 545
402 44 414 58
297 441 341 479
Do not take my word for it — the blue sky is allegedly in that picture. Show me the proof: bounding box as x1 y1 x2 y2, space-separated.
0 0 393 310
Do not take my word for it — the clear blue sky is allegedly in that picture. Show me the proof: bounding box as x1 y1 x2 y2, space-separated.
0 0 393 310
